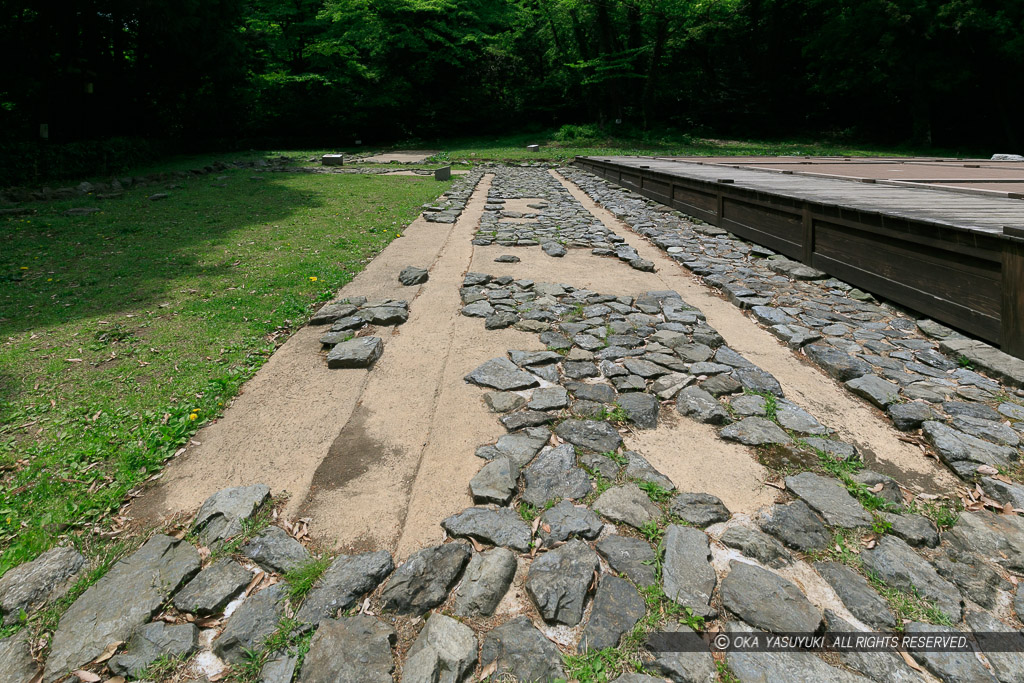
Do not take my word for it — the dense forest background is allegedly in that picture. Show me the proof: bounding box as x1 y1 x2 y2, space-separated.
1 0 1022 176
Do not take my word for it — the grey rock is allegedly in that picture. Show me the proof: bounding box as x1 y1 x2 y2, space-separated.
651 372 693 399
358 306 408 326
463 272 492 287
823 611 922 683
465 357 539 391
475 432 548 469
213 583 287 664
528 386 569 411
580 575 645 651
952 415 1020 447
0 546 84 625
521 444 592 506
451 548 517 618
485 311 519 329
441 507 532 553
593 483 662 529
44 535 200 680
0 635 38 683
860 536 962 622
719 525 792 568
803 437 857 461
380 543 470 615
814 562 895 629
483 391 525 413
731 394 767 416
752 305 797 327
616 392 660 428
903 622 997 683
630 257 655 272
470 458 517 505
758 501 830 551
775 404 826 434
846 375 901 408
298 615 396 683
888 402 939 430
785 472 872 527
805 344 870 381
526 539 599 625
538 500 602 547
623 451 674 491
566 381 617 404
554 419 623 452
669 493 730 527
965 610 1024 683
174 558 251 615
932 548 1011 609
624 358 669 378
310 302 358 325
542 241 567 257
405 613 476 683
980 477 1024 509
999 401 1024 421
398 266 429 285
662 525 716 617
261 653 298 683
108 622 198 678
494 254 520 263
564 360 600 379
946 510 1024 572
720 561 821 633
480 616 564 682
879 512 939 548
596 535 657 587
645 622 718 683
733 367 784 397
241 526 311 573
611 673 669 683
922 420 1015 475
327 336 384 368
943 400 1001 421
701 373 742 396
721 417 792 446
675 386 729 424
194 484 271 545
851 470 904 506
462 301 494 318
296 551 394 626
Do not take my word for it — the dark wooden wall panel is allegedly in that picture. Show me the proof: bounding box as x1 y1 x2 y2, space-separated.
721 198 804 259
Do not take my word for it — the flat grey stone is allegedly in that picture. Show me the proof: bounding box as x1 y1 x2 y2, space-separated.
358 305 408 326
879 512 939 548
721 417 792 446
241 526 311 573
470 458 517 505
327 336 384 368
888 402 940 430
805 344 870 381
903 622 997 683
404 613 476 683
521 444 592 506
310 302 358 325
721 561 821 633
509 350 564 367
441 507 532 552
485 311 519 329
719 525 792 568
823 611 922 683
938 338 1024 388
398 266 428 286
785 472 872 527
462 301 494 318
0 635 38 683
733 367 784 397
932 547 1011 609
580 575 645 651
295 550 394 626
173 558 251 615
0 546 84 625
554 419 623 452
675 385 728 424
593 483 662 529
860 536 962 622
814 562 895 629
952 414 1020 447
662 525 716 617
475 432 548 469
108 621 198 678
846 375 901 408
701 373 741 396
999 401 1024 421
526 539 599 625
731 394 767 416
980 476 1024 509
623 451 674 491
451 548 517 618
465 357 539 391
480 616 564 682
775 404 826 434
538 500 602 547
645 622 717 682
528 386 569 410
494 254 520 263
651 372 693 399
194 484 271 545
380 543 470 615
483 391 525 413
596 535 657 587
213 583 287 664
851 470 904 506
669 492 730 527
297 615 395 683
44 535 200 680
675 343 716 363
965 610 1024 683
261 653 298 683
542 241 567 257
803 437 857 461
615 392 659 428
943 400 1001 421
922 420 1015 476
946 510 1024 572
758 500 829 551
752 305 797 327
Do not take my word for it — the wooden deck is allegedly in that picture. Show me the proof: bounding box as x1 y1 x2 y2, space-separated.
574 156 1024 356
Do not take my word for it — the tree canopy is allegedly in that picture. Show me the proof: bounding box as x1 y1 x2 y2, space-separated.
1 0 1021 150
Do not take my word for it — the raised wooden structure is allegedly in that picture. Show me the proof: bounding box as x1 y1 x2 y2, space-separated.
575 156 1024 357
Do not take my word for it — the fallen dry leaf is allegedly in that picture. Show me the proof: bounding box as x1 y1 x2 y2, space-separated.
977 465 1000 476
478 660 498 681
90 640 123 665
73 671 100 683
245 571 266 596
868 483 884 494
899 650 925 672
468 536 485 553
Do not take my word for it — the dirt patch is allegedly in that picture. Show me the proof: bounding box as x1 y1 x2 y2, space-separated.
361 151 439 163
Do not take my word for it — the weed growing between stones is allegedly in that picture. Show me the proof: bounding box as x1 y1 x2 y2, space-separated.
561 646 632 682
140 652 189 679
233 616 312 683
864 571 955 627
638 481 673 504
716 659 741 683
283 557 331 603
907 498 962 531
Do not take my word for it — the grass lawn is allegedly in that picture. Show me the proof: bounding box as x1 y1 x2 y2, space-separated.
0 163 451 574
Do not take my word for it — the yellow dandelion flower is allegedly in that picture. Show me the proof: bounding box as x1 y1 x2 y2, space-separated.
188 413 197 421
309 276 318 282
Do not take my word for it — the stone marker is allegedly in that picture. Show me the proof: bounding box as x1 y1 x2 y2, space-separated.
527 144 540 152
322 154 344 166
435 166 451 181
326 336 383 369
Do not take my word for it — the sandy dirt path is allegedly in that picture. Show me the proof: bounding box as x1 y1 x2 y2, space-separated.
131 166 955 563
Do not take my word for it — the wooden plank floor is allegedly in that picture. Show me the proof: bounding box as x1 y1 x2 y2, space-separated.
585 156 1024 234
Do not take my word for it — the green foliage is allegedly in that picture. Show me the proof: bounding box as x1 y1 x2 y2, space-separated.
908 498 962 531
284 556 332 603
865 570 955 627
638 481 673 504
602 450 628 466
562 647 630 682
957 355 974 369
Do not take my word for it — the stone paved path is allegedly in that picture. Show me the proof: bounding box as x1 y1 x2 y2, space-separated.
9 163 1024 682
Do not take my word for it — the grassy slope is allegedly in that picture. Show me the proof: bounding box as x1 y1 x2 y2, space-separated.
0 164 450 573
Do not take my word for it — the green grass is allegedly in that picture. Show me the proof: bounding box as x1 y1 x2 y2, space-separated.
0 164 451 574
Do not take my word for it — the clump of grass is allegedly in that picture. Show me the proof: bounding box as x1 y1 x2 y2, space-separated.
283 556 331 603
907 498 962 531
864 569 955 627
638 481 673 504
